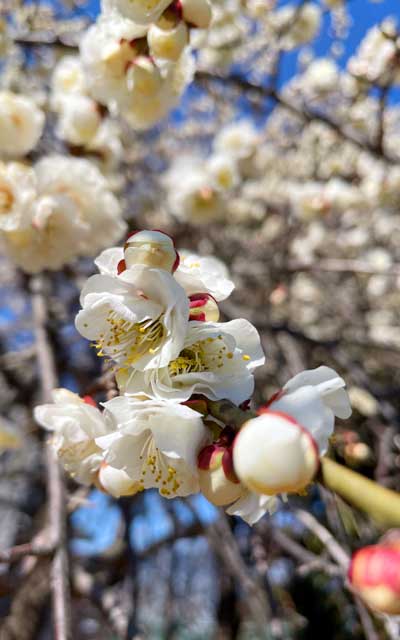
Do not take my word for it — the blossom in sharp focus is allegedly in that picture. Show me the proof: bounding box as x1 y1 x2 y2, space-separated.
97 395 209 497
123 229 179 272
0 162 37 232
34 389 110 485
75 265 189 371
197 431 277 525
118 318 265 404
175 249 234 301
0 92 44 157
233 367 351 496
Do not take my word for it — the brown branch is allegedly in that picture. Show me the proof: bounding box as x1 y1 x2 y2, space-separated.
31 275 72 640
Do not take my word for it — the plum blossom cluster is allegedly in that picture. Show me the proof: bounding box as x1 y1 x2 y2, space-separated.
0 155 126 273
50 56 123 169
79 0 212 129
35 229 351 525
163 120 259 223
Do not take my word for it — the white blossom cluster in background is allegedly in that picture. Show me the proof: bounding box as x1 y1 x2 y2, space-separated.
50 56 123 169
79 0 212 129
0 155 126 273
163 120 259 223
35 230 351 525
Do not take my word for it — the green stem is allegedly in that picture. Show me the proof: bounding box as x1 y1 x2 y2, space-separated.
320 457 400 529
207 399 257 429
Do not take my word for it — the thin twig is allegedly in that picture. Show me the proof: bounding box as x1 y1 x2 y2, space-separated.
31 274 72 640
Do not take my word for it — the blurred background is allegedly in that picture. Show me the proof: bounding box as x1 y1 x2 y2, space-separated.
1 0 400 638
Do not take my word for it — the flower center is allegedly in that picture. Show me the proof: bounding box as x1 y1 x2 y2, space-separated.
0 184 14 215
168 335 248 377
95 310 165 366
138 434 182 497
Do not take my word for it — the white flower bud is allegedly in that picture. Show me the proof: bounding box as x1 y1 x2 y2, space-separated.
98 463 141 497
148 20 189 62
198 444 242 506
127 56 163 96
233 411 319 495
181 0 212 29
123 229 179 272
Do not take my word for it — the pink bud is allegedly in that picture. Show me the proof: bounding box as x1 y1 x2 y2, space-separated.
189 293 220 322
349 543 400 614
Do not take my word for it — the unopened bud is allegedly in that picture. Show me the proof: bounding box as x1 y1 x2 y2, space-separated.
127 56 162 96
124 229 179 271
233 411 319 495
189 293 219 322
148 20 188 61
349 544 400 614
98 463 141 498
344 442 372 466
181 0 212 28
198 443 242 506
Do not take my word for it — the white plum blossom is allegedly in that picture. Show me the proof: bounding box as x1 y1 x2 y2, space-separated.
97 395 208 497
148 19 189 62
273 3 322 50
233 367 351 496
348 24 400 85
163 155 226 223
214 120 258 160
0 92 44 157
80 13 148 107
303 58 339 94
75 265 189 370
102 0 172 25
33 155 126 255
175 249 234 301
80 12 195 130
207 153 240 191
51 56 87 104
34 389 109 485
54 94 102 146
1 155 126 273
0 162 37 232
225 490 278 526
118 318 265 404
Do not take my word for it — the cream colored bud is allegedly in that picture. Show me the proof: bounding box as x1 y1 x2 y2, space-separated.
127 56 162 96
98 463 141 498
181 0 212 28
148 20 189 61
198 444 242 506
233 411 319 495
124 229 178 271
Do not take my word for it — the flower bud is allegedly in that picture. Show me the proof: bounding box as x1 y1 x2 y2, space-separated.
349 544 400 614
124 229 179 271
148 20 189 62
233 411 319 495
127 56 162 96
181 0 212 28
189 293 219 322
198 443 242 506
97 463 141 498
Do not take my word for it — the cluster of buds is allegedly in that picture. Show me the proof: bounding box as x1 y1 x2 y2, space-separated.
35 229 352 525
79 0 213 129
